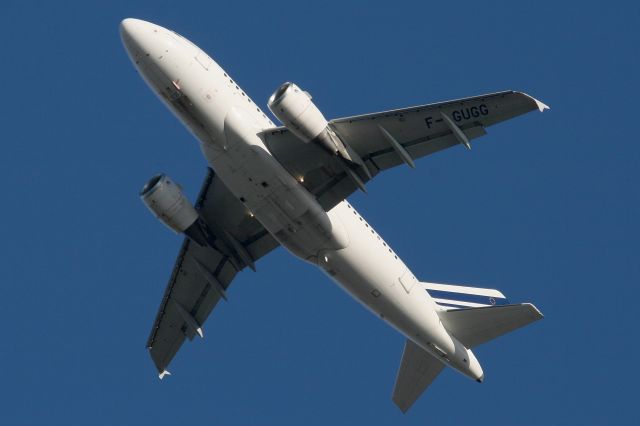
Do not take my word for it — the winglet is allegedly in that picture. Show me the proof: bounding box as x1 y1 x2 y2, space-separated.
159 370 171 380
533 98 550 112
521 93 550 112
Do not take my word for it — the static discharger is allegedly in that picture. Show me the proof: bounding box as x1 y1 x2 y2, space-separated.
441 112 472 150
170 298 204 338
194 258 228 301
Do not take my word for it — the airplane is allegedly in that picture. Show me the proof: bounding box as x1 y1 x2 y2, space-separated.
120 18 546 412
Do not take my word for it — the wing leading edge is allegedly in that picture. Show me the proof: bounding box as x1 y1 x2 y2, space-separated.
261 90 548 211
147 90 548 378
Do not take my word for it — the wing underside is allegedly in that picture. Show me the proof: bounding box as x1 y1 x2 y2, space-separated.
146 169 279 375
261 90 548 211
146 90 547 377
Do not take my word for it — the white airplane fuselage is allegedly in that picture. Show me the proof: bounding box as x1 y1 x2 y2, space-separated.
121 19 483 381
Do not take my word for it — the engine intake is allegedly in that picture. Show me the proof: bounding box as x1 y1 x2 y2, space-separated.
268 82 327 142
141 173 198 233
140 174 210 246
268 82 372 191
268 82 345 155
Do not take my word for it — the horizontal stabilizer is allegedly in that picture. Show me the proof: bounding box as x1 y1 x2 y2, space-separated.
437 303 543 348
422 281 508 310
392 339 445 413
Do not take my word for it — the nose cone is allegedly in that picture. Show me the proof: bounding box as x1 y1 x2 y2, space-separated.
119 18 159 62
119 17 138 36
120 18 141 46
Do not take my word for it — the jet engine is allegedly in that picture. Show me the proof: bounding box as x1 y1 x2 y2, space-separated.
267 82 344 155
140 174 210 246
267 82 373 191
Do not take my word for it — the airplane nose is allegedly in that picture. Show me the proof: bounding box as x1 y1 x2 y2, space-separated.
119 18 159 62
120 18 186 70
120 18 138 44
120 18 139 57
119 18 135 35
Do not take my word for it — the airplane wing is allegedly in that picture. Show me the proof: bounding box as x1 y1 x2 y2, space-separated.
392 339 446 413
260 91 548 211
146 169 279 377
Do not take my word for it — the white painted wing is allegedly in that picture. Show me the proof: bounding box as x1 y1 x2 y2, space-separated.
146 169 279 376
261 91 548 211
437 303 543 348
392 339 446 413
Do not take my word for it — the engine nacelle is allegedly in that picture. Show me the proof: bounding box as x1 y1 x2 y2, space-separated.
267 82 372 189
140 173 198 234
268 82 328 143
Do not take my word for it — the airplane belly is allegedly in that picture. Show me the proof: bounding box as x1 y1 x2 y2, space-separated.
319 202 457 355
120 19 346 261
121 19 544 406
138 48 348 260
200 106 349 261
160 57 457 359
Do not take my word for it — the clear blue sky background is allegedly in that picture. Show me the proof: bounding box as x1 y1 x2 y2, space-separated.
1 1 638 424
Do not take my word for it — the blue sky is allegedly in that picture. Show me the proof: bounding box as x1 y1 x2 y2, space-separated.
1 1 638 424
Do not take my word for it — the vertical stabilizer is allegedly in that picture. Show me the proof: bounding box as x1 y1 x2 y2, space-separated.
392 339 445 413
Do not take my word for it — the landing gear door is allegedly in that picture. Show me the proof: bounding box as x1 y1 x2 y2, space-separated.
399 269 417 294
